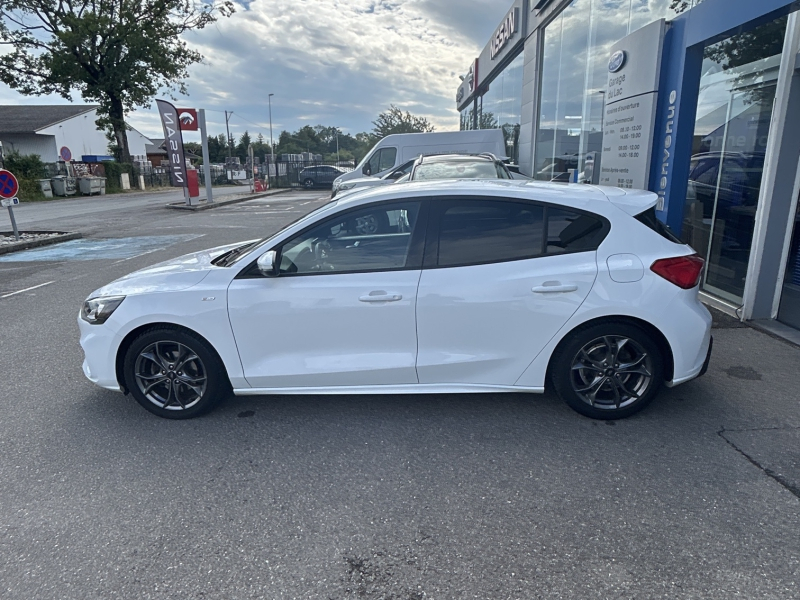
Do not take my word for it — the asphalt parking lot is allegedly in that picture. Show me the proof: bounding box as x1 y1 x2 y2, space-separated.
0 189 798 599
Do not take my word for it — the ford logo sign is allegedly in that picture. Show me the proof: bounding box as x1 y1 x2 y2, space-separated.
608 50 626 73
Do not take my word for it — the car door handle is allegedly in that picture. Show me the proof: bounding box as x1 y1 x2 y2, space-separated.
532 283 579 294
359 292 403 303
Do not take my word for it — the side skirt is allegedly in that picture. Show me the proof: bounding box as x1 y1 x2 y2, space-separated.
233 383 546 396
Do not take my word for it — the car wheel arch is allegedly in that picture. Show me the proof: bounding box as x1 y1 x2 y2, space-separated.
545 315 675 386
115 322 232 394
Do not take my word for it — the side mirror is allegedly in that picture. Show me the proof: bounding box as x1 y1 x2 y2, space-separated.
363 164 371 176
257 250 277 277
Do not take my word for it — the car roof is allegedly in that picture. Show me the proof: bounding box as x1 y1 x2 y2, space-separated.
334 179 657 216
418 153 498 164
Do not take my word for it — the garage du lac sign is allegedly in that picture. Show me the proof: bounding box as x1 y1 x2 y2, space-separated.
598 19 666 191
156 99 188 188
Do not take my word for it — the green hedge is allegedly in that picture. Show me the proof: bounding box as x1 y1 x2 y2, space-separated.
4 152 47 201
101 161 135 193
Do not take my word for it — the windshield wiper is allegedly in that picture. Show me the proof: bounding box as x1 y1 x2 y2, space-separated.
213 243 256 267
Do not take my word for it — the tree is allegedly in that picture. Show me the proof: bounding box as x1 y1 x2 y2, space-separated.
669 1 691 13
0 0 234 162
372 105 435 138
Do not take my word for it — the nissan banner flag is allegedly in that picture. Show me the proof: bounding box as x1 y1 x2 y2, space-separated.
156 99 188 188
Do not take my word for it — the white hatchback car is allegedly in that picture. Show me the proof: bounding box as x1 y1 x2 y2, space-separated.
79 180 712 420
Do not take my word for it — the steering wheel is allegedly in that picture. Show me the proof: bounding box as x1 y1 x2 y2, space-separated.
313 240 334 270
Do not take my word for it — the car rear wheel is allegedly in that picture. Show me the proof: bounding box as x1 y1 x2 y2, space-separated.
123 328 229 419
303 178 315 189
552 322 664 420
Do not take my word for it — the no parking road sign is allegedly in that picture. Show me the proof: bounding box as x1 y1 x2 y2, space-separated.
0 169 19 199
0 169 21 241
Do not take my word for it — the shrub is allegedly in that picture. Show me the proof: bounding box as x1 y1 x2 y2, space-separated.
101 161 134 193
3 151 46 201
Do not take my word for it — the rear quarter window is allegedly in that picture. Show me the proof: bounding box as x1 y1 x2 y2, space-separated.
546 208 607 254
635 207 682 244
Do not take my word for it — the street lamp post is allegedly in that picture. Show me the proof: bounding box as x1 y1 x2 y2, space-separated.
268 94 275 164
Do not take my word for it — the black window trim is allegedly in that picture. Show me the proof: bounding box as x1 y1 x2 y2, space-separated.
422 195 610 270
236 198 430 279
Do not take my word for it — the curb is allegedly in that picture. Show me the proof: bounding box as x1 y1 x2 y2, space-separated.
0 232 82 256
165 188 295 211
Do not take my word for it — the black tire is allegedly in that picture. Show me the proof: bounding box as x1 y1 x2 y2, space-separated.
303 178 315 189
123 327 230 419
551 322 664 420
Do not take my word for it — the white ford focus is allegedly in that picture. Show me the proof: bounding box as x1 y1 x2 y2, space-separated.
79 180 712 420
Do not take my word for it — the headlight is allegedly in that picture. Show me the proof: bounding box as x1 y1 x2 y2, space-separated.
332 178 342 191
339 182 358 191
81 296 126 324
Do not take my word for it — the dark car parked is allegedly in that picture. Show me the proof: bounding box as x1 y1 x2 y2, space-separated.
299 165 348 189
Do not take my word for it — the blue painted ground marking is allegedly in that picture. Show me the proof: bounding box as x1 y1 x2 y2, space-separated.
0 235 203 262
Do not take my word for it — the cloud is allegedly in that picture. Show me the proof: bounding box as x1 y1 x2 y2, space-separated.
0 0 512 141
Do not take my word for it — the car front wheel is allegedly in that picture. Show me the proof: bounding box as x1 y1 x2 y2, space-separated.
552 322 664 420
303 178 315 189
123 328 229 419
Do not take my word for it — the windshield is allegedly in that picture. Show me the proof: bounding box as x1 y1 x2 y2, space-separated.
413 160 510 181
221 200 339 266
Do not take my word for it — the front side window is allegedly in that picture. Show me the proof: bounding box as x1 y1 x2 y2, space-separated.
279 201 421 275
437 200 545 267
366 147 398 175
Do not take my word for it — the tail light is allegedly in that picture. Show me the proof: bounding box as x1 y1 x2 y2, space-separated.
650 254 705 289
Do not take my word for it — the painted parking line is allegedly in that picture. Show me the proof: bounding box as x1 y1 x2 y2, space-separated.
1 281 55 299
0 234 203 262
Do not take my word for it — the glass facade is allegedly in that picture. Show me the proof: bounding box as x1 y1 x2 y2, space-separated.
778 194 800 329
534 0 684 181
460 53 524 164
681 17 787 304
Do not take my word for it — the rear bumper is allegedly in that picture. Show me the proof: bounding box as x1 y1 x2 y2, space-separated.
699 335 713 378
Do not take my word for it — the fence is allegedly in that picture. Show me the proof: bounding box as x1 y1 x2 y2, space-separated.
264 161 355 189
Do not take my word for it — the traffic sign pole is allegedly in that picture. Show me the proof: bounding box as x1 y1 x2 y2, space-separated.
7 203 20 241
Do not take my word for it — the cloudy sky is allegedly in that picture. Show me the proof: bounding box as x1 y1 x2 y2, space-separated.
0 0 512 144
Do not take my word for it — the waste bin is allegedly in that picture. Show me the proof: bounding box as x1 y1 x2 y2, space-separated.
51 176 76 196
38 179 53 198
78 176 107 196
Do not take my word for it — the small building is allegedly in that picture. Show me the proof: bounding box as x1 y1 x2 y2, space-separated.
0 104 151 163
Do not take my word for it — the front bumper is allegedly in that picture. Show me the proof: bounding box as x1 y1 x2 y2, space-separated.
78 314 123 392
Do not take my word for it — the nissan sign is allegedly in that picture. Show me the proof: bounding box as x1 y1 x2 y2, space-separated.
156 99 188 188
491 8 518 60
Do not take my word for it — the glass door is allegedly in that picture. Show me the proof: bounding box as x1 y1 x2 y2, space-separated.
681 17 787 305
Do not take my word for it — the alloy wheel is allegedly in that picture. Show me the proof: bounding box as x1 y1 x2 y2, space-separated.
570 335 653 410
134 341 207 411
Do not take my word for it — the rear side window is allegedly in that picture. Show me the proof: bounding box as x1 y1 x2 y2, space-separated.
635 206 682 243
547 208 607 254
437 200 544 267
434 199 608 268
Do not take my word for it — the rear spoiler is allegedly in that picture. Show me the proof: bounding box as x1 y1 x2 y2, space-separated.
601 188 659 216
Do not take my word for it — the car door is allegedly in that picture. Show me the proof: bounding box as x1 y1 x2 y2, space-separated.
415 197 606 386
227 200 427 389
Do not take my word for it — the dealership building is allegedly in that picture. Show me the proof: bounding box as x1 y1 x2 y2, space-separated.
456 0 800 338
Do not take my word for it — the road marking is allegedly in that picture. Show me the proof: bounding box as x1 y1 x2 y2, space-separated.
1 280 55 298
112 247 165 264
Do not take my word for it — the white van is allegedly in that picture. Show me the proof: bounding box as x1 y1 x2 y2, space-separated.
332 129 506 193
